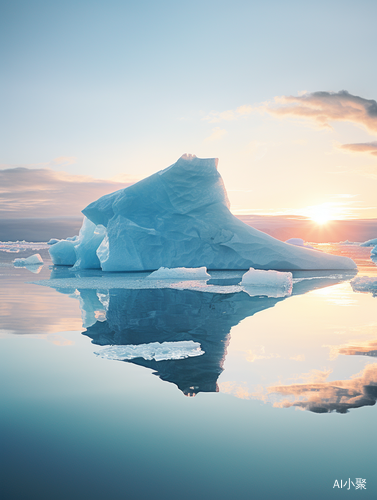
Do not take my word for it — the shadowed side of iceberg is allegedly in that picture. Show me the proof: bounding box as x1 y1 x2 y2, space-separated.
53 154 356 271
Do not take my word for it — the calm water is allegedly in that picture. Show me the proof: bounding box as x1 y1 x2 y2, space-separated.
1 243 377 499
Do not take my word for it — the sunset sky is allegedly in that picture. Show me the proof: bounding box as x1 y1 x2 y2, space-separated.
1 0 377 222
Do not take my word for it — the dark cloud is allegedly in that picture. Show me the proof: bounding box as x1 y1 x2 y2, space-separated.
340 141 377 157
270 90 377 133
0 167 137 218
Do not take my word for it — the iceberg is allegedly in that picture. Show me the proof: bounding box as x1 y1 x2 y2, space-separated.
13 253 44 266
360 238 377 247
51 154 356 271
371 246 377 256
47 238 60 245
49 239 77 266
240 268 292 297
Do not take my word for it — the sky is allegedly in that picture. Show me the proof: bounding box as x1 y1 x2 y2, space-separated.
1 0 377 222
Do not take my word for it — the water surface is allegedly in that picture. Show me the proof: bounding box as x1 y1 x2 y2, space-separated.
1 243 376 499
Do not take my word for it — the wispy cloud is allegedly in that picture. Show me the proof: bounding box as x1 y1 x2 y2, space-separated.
204 127 228 142
203 104 255 123
203 91 377 160
0 166 139 218
0 156 77 170
340 141 377 157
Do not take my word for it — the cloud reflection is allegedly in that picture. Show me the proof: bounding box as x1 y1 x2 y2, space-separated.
268 364 377 414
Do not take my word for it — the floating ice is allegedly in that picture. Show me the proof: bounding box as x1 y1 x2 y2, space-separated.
240 268 293 297
371 246 377 255
360 238 377 247
71 218 106 270
12 253 44 266
351 277 377 297
1 241 49 253
146 266 210 280
50 154 356 271
49 239 77 265
285 238 314 250
95 341 204 361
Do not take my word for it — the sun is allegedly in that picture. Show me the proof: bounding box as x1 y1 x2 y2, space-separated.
310 206 333 224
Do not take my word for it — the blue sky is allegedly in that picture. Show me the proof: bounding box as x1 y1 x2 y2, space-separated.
1 0 377 220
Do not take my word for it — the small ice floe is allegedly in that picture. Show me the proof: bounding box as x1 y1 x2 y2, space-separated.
12 253 44 266
12 253 44 273
339 240 359 245
146 266 210 280
351 277 377 297
240 268 293 298
95 341 204 362
285 238 314 250
360 237 377 247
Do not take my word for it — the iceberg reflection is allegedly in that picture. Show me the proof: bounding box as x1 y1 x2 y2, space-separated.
34 268 361 401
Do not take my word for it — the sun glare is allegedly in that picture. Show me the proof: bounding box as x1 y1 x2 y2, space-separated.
310 206 333 225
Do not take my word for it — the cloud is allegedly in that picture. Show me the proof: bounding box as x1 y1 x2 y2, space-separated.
267 90 377 133
268 364 377 413
0 156 77 170
203 105 255 123
340 141 377 157
0 166 139 218
204 127 228 142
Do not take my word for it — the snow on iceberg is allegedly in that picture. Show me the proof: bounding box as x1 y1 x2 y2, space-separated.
285 238 314 249
51 154 356 271
12 253 44 266
240 268 293 297
146 266 210 280
351 277 377 297
95 341 204 362
360 238 377 247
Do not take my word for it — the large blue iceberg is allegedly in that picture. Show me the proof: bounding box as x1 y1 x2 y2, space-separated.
50 154 356 271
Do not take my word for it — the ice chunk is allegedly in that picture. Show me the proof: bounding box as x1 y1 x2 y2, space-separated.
54 154 356 271
351 277 377 297
240 268 293 297
360 238 377 247
95 341 204 361
371 245 377 255
71 217 106 270
146 266 210 280
47 238 60 245
49 240 77 266
285 238 314 249
12 253 44 266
